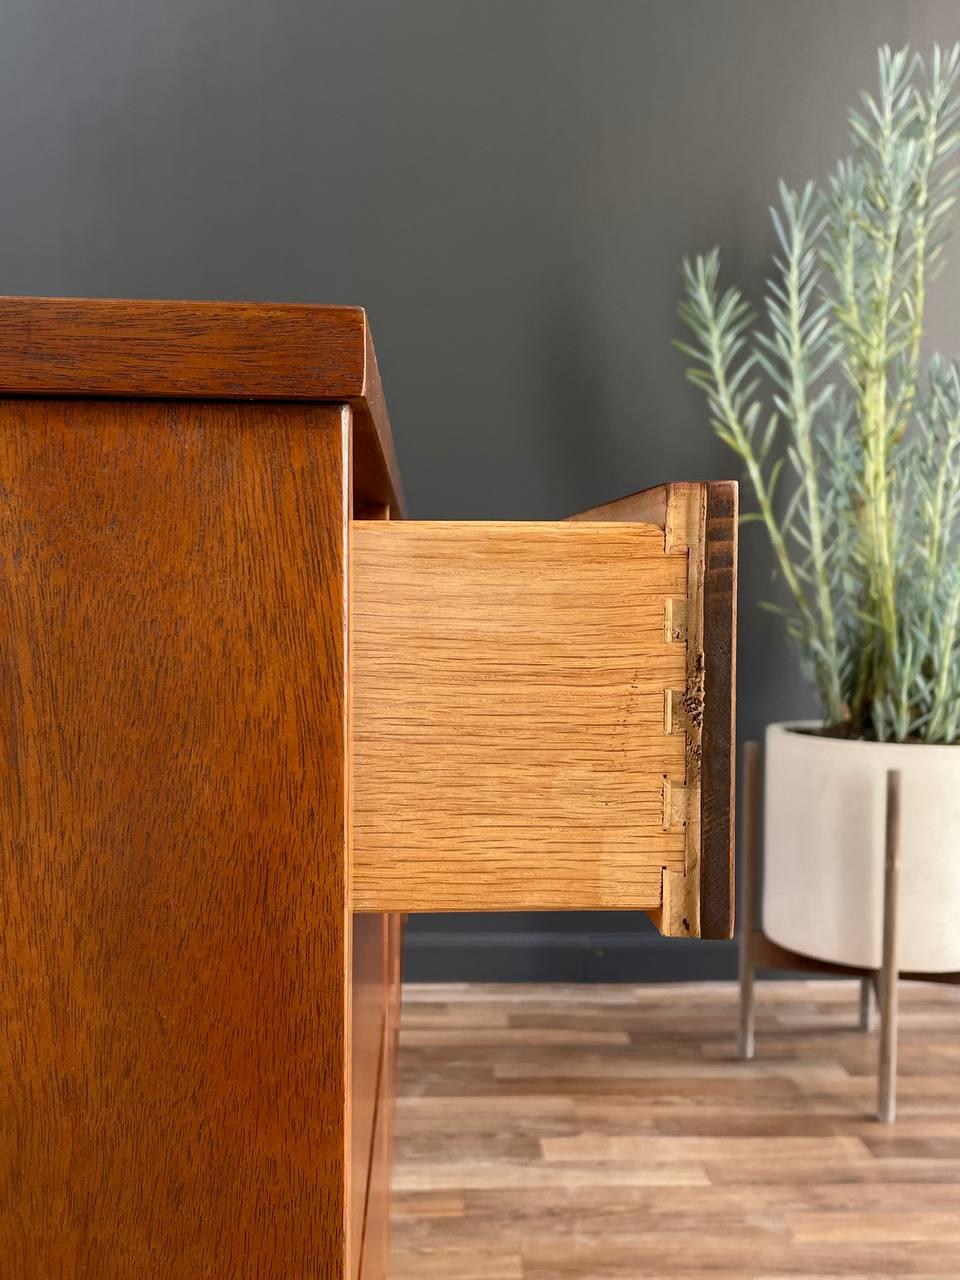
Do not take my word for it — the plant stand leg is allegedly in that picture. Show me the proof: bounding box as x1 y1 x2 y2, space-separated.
738 742 761 1061
859 976 874 1031
878 770 901 1125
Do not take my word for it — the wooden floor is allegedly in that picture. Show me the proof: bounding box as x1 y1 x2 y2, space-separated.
390 979 960 1278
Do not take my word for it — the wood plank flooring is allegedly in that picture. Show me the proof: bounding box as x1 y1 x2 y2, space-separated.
390 979 960 1278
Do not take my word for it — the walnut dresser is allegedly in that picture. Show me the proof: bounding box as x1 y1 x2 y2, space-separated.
0 298 736 1278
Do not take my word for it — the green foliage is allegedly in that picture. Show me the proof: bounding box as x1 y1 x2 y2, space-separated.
678 45 960 742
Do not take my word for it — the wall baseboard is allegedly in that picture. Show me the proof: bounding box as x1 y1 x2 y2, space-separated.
402 928 738 983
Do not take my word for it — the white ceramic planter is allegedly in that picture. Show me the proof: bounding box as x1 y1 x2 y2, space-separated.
763 722 960 973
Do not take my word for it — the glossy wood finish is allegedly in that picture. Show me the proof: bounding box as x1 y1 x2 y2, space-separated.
353 520 689 914
352 916 391 1279
0 295 405 1275
351 499 402 1280
358 915 404 1280
0 399 352 1275
0 295 738 1274
0 295 403 514
391 979 960 1278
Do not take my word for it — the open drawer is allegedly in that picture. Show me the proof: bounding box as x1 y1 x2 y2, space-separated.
0 298 738 1277
352 480 737 939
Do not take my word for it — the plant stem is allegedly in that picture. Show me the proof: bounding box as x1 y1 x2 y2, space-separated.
703 327 825 676
860 154 905 703
784 232 844 722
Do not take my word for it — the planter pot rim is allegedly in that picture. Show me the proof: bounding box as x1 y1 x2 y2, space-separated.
769 720 960 755
764 720 960 972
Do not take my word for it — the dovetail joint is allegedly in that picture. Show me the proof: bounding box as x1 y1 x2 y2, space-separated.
664 596 688 644
662 777 689 831
664 688 686 737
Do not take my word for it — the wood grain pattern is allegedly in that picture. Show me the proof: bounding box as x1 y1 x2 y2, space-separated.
699 482 737 939
0 295 403 514
391 978 960 1278
352 520 690 912
567 485 669 528
352 916 389 1279
569 482 737 939
658 484 707 938
350 501 403 1280
0 398 353 1276
357 916 404 1280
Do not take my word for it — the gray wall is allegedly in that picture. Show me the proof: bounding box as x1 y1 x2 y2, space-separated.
4 1 959 979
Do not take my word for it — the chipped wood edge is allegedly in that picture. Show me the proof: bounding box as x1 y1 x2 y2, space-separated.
651 484 705 937
568 481 736 937
655 482 738 940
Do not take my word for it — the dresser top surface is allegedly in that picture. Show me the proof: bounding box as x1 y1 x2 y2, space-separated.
0 295 403 513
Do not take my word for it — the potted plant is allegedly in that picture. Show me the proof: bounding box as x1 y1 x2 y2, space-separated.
677 45 960 974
